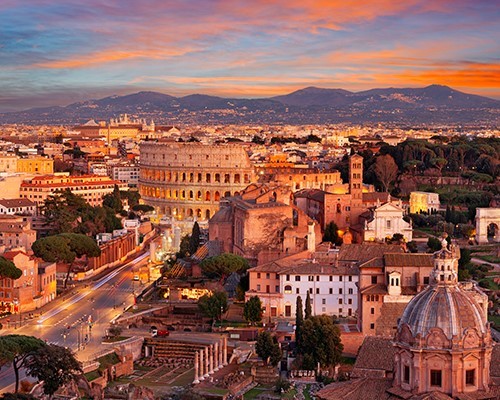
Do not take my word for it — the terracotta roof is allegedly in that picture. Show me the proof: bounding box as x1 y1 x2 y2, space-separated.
361 284 388 295
0 198 35 207
339 244 404 264
316 378 394 400
375 302 408 337
354 337 395 372
2 250 29 259
384 253 433 268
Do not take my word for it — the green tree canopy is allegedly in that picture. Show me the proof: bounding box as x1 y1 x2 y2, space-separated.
102 185 123 213
32 233 101 288
243 295 263 325
197 291 228 322
24 344 82 397
427 237 442 252
200 253 250 278
323 222 341 245
255 331 282 366
132 204 155 213
0 257 22 280
300 315 343 369
0 335 46 393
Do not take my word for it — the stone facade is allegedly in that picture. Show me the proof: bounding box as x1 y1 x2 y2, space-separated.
409 191 440 214
360 201 413 242
139 141 256 221
475 207 500 243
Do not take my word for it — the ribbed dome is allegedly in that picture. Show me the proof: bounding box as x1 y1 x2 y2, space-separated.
399 284 487 341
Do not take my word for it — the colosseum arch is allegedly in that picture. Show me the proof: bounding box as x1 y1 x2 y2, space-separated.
475 208 500 243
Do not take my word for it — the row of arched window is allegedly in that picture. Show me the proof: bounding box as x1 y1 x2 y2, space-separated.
140 186 239 202
140 169 251 185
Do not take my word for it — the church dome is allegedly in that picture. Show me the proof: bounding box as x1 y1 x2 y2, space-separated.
399 284 487 341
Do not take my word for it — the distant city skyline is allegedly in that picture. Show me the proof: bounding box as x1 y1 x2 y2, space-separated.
0 0 498 112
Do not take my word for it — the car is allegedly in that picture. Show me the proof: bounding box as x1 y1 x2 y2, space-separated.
133 275 139 281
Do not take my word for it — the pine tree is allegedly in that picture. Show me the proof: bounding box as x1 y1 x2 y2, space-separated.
305 291 312 320
295 296 304 350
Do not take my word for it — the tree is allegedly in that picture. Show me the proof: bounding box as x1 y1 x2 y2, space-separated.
32 234 101 288
0 394 36 400
132 204 155 214
373 154 398 192
300 315 343 369
200 253 250 278
243 296 263 325
188 222 201 255
295 296 304 350
198 291 228 323
427 237 442 252
0 257 22 280
323 222 341 245
102 184 123 213
304 292 312 320
24 344 82 397
0 335 46 393
256 331 281 366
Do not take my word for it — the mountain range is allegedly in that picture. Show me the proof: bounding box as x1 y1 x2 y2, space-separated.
1 85 498 126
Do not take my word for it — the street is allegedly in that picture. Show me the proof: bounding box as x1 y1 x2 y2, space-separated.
0 251 151 394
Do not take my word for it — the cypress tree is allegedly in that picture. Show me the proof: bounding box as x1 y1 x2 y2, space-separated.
295 296 304 349
305 291 312 320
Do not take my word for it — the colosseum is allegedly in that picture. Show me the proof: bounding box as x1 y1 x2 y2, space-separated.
139 141 256 221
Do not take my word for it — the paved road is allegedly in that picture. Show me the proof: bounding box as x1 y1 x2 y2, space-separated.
0 251 151 394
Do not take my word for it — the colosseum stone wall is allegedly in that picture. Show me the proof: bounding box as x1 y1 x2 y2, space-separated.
139 141 256 221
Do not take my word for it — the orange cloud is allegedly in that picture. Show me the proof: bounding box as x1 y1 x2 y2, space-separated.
34 47 196 69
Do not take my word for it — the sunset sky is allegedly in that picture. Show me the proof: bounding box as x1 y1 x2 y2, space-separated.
0 0 498 112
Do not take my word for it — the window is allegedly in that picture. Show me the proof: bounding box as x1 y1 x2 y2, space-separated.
339 276 343 282
466 369 475 386
296 288 299 294
285 305 291 317
371 307 375 314
316 276 320 281
386 220 391 229
348 275 352 282
308 275 314 281
403 366 410 384
266 273 270 279
257 284 261 291
316 288 319 294
309 288 313 294
348 298 352 305
339 288 343 295
370 323 375 330
329 276 333 281
339 308 342 315
430 370 442 387
295 276 301 282
275 274 279 280
275 285 279 292
339 298 343 304
371 276 377 284
423 276 430 285
329 288 333 294
284 285 292 294
286 274 290 281
348 288 353 294
266 285 270 293
257 273 261 279
322 298 326 305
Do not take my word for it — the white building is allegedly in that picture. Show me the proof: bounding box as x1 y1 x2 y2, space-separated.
108 163 140 187
409 191 440 214
361 201 413 242
0 198 36 215
246 244 359 319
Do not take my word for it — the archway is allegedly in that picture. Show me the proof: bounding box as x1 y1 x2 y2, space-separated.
475 208 500 243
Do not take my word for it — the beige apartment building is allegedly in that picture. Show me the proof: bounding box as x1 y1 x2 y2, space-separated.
19 173 127 207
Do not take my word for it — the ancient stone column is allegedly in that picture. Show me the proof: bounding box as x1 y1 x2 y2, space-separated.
214 342 220 372
193 351 200 384
209 344 214 374
204 346 209 377
223 336 228 366
199 349 205 380
218 338 224 368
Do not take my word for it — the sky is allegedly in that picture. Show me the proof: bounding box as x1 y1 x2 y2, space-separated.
0 0 499 112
